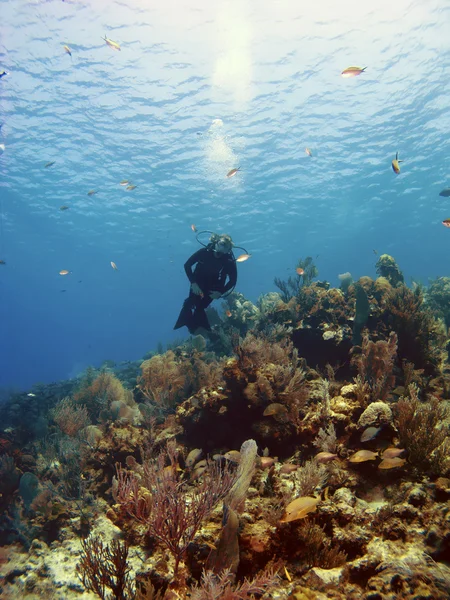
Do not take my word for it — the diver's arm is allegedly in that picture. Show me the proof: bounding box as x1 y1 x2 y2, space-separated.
222 260 238 294
184 249 205 282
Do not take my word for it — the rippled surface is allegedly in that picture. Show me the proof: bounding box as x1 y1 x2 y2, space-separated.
1 0 450 386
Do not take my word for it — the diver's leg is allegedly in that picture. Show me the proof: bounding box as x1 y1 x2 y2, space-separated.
173 294 196 330
190 295 213 333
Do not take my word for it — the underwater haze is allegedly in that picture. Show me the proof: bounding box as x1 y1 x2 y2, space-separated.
1 0 450 390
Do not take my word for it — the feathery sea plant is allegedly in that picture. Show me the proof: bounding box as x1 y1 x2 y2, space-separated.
351 332 398 402
77 536 134 600
114 442 237 579
274 256 318 301
395 384 450 475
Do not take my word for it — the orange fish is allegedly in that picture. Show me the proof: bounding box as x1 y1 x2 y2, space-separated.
225 310 232 317
296 267 304 276
442 219 450 228
111 261 118 270
226 167 240 178
59 270 70 275
341 66 367 78
236 253 251 263
305 148 312 157
191 224 198 232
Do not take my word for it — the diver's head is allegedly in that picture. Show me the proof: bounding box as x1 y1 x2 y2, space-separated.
211 233 233 256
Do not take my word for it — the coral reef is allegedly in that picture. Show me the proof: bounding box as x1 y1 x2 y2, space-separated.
1 254 450 599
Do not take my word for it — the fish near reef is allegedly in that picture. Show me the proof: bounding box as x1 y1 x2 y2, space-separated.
263 402 288 418
378 457 406 469
381 447 405 460
259 456 277 469
348 450 378 463
185 448 202 468
279 463 298 474
360 426 382 442
223 450 241 463
392 152 403 174
280 496 320 523
315 452 338 464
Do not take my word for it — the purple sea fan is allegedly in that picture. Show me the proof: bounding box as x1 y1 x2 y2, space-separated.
190 567 280 600
115 443 237 579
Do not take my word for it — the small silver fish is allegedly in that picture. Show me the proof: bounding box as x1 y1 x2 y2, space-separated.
185 448 202 468
360 426 382 442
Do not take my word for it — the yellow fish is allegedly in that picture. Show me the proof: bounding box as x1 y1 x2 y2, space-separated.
378 457 406 470
236 253 251 263
341 66 367 78
103 36 121 51
45 161 55 168
392 151 403 174
126 185 137 191
63 45 72 57
59 205 69 211
280 496 320 523
59 269 70 275
226 167 240 178
348 450 378 463
111 261 118 270
120 180 129 186
305 147 312 157
87 190 97 196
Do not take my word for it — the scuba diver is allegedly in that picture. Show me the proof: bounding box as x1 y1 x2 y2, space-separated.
174 231 247 334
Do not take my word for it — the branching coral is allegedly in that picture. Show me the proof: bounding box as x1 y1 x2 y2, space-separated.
382 285 446 373
137 351 188 412
137 349 223 416
74 372 130 420
426 276 450 327
190 567 279 600
114 443 236 579
351 332 398 402
76 536 134 600
274 257 318 302
51 397 90 437
235 334 310 426
395 384 450 475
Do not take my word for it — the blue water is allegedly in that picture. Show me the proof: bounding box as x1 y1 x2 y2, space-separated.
1 0 450 390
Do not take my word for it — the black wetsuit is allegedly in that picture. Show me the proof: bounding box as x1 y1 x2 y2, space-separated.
174 246 237 334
